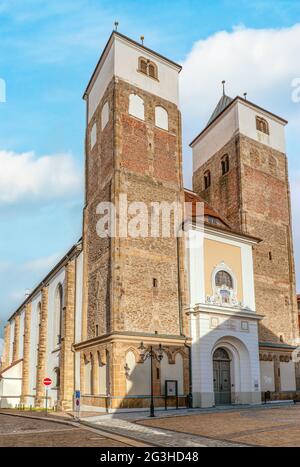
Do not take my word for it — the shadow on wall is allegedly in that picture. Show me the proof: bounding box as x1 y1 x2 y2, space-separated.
81 346 188 413
259 322 300 398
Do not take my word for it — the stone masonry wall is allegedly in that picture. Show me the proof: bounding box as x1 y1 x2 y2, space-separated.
83 77 186 339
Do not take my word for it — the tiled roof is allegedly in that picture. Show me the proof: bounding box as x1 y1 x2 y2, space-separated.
184 189 230 228
184 189 261 242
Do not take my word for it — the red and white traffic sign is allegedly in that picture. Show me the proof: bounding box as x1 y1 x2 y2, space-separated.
43 377 52 387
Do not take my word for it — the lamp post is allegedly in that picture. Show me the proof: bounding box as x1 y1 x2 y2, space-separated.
138 342 164 417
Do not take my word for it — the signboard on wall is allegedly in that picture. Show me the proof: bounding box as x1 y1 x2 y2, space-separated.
165 380 179 410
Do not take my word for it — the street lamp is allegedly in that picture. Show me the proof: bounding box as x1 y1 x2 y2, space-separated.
138 342 164 417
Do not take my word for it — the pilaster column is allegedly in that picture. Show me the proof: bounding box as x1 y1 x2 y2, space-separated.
12 314 20 362
274 355 281 393
35 286 48 408
21 303 32 404
92 351 99 395
1 324 11 369
59 260 76 410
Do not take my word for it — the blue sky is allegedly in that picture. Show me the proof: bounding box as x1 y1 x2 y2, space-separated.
0 0 300 339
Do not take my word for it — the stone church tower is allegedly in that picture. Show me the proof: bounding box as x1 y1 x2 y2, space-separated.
79 31 189 409
191 93 299 350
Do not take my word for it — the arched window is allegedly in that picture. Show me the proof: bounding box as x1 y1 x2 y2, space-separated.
101 102 109 130
36 302 41 352
221 154 229 175
148 62 157 79
256 116 269 135
155 106 168 131
213 348 230 361
138 57 158 80
204 170 211 189
55 283 64 345
215 270 233 289
129 94 145 120
139 57 148 75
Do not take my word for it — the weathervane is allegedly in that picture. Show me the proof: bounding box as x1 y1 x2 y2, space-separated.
243 92 248 100
114 21 119 31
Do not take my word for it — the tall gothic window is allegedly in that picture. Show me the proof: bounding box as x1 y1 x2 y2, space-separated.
256 116 269 135
55 283 64 345
54 367 60 388
221 154 229 175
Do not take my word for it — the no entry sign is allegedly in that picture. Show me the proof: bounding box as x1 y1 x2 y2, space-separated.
43 377 52 387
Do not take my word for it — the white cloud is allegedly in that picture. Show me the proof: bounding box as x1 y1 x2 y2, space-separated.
180 23 300 143
0 150 81 204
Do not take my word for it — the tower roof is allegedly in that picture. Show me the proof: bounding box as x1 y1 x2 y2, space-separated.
206 94 234 127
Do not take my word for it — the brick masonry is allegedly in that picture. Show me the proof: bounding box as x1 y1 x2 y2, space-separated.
193 133 299 345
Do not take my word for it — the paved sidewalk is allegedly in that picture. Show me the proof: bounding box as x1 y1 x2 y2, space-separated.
81 414 246 447
81 402 296 447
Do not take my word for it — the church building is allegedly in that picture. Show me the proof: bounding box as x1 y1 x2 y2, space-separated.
0 31 299 411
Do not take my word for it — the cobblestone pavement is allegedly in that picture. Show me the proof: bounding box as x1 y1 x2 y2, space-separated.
0 413 129 447
82 414 246 447
138 405 300 447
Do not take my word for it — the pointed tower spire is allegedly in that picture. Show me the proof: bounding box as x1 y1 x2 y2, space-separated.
205 82 233 128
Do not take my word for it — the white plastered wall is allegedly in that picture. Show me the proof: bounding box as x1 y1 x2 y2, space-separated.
280 361 296 391
87 35 180 123
260 361 275 392
0 361 23 408
160 353 184 395
125 351 151 396
192 99 286 173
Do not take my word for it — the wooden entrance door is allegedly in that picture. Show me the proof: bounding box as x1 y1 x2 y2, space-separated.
213 348 231 405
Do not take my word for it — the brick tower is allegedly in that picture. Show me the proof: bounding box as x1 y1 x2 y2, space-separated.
78 32 189 410
191 93 299 351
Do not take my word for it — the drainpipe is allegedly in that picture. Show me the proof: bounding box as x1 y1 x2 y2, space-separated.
184 339 193 409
